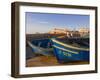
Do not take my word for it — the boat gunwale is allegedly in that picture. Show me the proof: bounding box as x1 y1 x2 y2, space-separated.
27 41 53 51
51 39 89 51
52 45 79 54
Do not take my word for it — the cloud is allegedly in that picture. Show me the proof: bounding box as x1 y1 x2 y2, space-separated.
39 21 49 24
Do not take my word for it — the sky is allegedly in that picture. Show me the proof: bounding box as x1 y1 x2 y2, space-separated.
25 12 90 34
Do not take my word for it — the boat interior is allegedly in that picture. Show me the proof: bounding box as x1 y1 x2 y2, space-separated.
56 37 89 48
31 39 52 48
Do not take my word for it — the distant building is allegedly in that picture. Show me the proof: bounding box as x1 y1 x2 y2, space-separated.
48 27 89 38
49 28 70 34
78 28 89 37
48 28 80 37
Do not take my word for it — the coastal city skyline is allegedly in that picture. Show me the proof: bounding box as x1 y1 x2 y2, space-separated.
25 12 90 34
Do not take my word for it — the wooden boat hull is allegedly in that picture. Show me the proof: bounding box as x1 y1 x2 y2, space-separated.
27 39 53 56
51 38 89 63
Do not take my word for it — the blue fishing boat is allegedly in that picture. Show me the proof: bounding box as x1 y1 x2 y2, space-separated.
51 38 89 63
27 38 54 56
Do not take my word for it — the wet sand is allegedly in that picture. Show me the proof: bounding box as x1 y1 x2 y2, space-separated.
26 56 89 67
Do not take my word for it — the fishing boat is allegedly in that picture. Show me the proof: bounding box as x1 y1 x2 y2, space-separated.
27 38 54 56
51 37 89 63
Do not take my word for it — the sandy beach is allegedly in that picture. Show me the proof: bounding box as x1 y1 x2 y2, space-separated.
26 56 89 67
